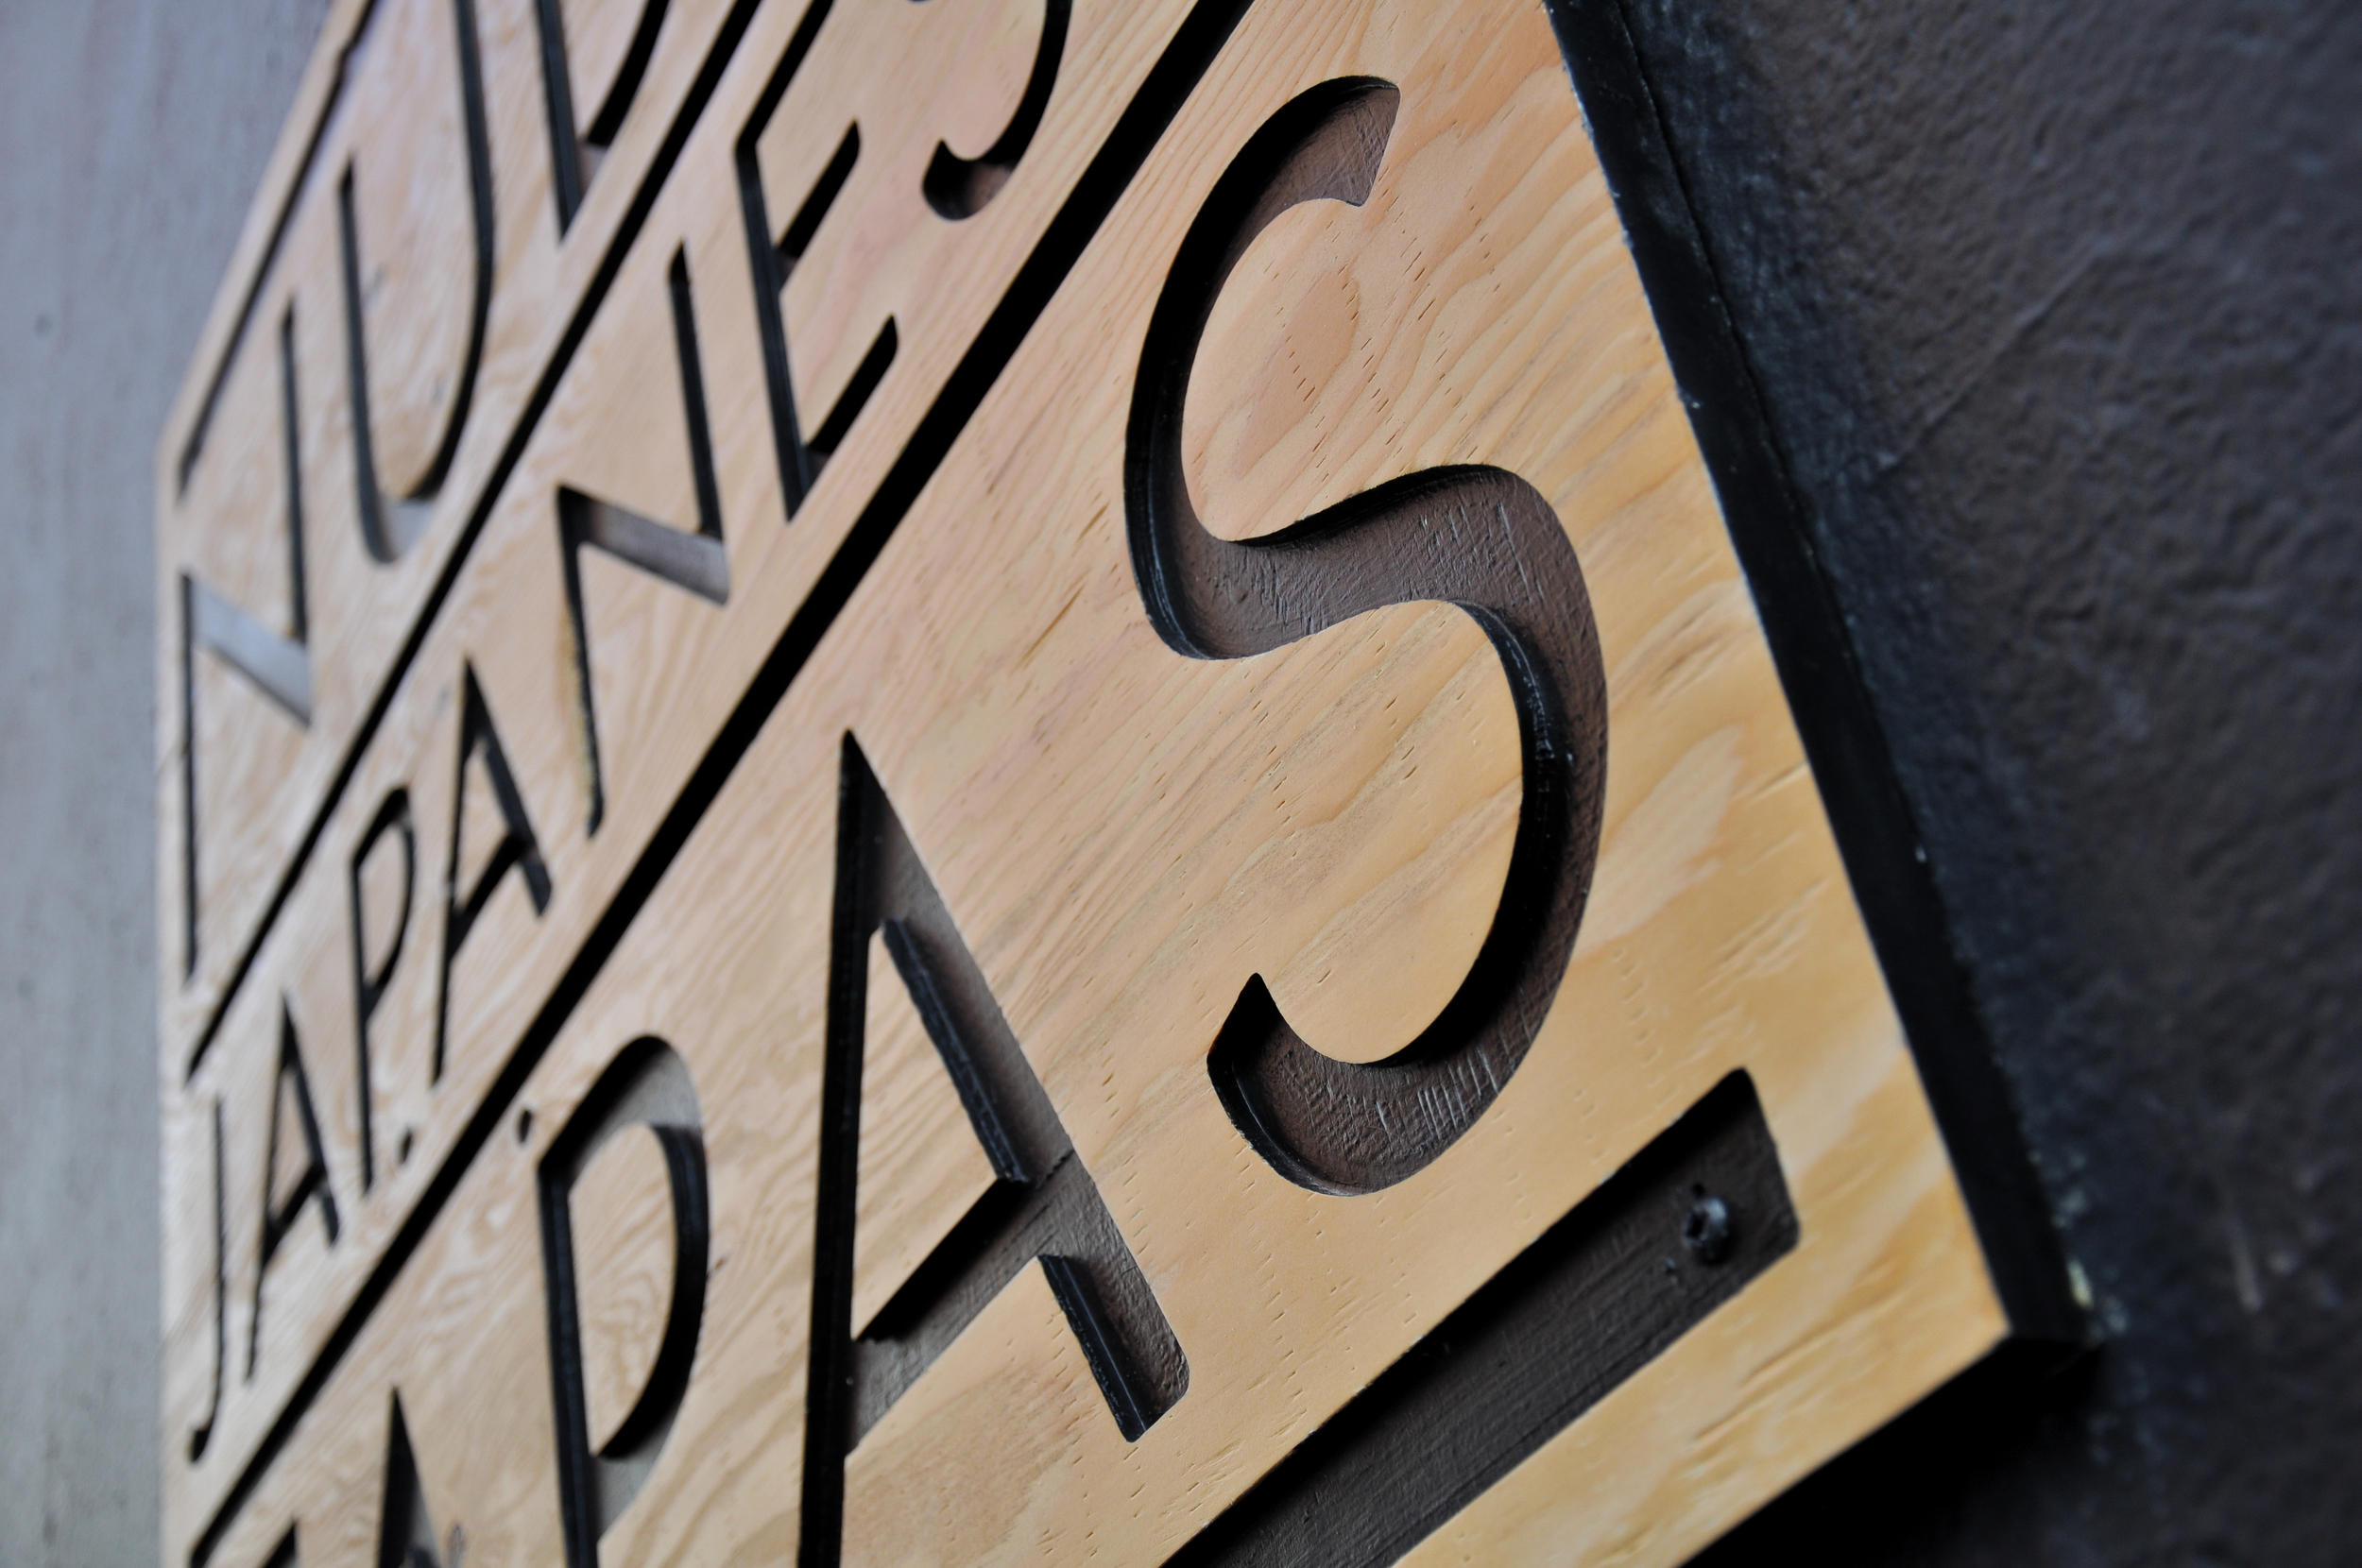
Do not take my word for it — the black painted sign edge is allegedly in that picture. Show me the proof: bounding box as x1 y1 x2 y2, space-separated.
1544 0 2084 1349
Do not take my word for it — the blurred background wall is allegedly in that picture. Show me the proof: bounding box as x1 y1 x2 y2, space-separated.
0 4 328 1561
0 0 2353 1563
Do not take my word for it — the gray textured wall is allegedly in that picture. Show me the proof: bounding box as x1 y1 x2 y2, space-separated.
0 4 327 1563
1 0 2354 1564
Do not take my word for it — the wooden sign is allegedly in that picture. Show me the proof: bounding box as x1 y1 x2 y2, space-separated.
156 1 2077 1564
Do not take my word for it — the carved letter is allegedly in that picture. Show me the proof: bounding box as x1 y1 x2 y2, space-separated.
557 249 729 831
920 0 1069 220
187 1099 229 1460
252 1001 339 1377
797 740 1187 1564
377 1393 448 1568
734 0 899 522
339 0 496 561
538 1041 709 1565
1124 80 1611 1193
436 667 555 1080
349 789 418 1189
535 0 673 227
180 310 311 975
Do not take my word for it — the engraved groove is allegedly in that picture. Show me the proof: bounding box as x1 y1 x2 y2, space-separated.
1163 1074 1798 1568
182 6 1251 1557
558 249 730 833
537 0 676 229
348 789 418 1192
180 310 313 975
1125 79 1611 1193
337 0 496 561
537 1040 710 1565
802 740 1188 1565
920 0 1070 219
435 666 555 1081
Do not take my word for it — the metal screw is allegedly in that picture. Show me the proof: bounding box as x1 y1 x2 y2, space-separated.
1684 1191 1735 1265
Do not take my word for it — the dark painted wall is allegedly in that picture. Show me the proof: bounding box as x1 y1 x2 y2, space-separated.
1609 0 2361 1562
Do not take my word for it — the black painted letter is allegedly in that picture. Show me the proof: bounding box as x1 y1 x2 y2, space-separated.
1124 80 1611 1194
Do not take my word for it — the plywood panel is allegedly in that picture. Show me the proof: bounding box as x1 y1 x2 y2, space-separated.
157 1 1224 1541
570 1122 680 1456
159 1 2064 1566
156 0 754 1052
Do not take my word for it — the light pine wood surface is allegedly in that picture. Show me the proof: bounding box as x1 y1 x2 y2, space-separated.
569 1122 682 1457
161 0 2028 1565
158 0 754 1069
853 931 1005 1338
162 0 1215 1535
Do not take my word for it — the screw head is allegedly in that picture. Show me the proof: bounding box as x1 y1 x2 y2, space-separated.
1684 1192 1736 1265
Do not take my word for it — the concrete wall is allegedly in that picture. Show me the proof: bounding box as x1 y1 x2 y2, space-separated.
0 0 2353 1563
0 4 327 1562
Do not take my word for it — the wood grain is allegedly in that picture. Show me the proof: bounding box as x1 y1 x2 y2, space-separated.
156 0 751 1054
160 0 1217 1542
559 0 665 140
160 1 2037 1566
853 931 1004 1338
569 1121 680 1456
